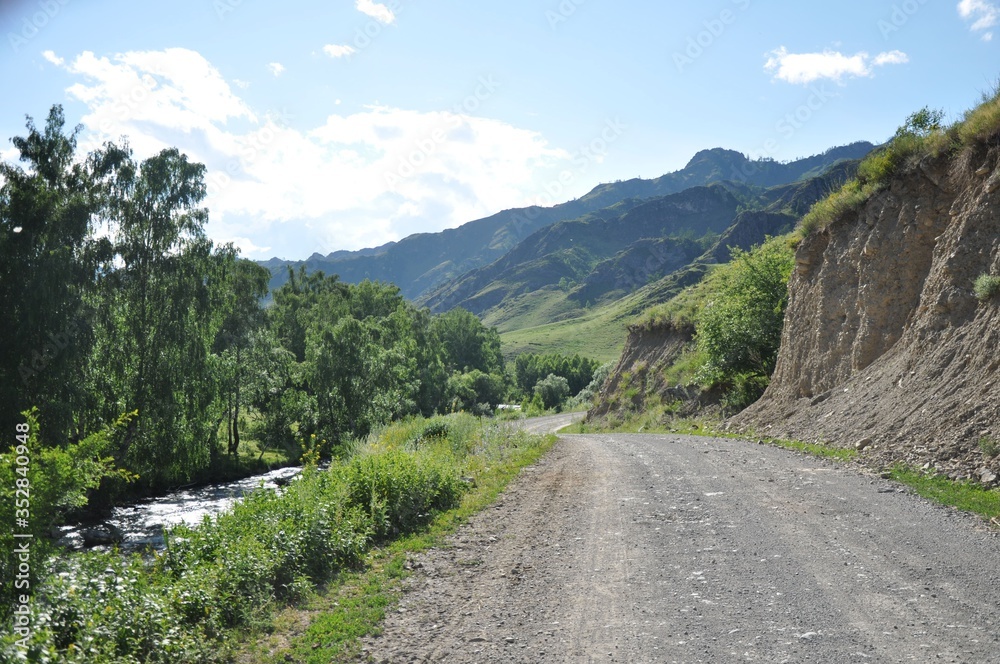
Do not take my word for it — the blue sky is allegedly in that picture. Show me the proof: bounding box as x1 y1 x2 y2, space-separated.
1 0 997 260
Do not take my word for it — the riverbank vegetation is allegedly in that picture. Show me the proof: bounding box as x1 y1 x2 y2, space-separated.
0 414 551 662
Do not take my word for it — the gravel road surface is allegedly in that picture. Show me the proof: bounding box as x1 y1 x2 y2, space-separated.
359 430 1000 663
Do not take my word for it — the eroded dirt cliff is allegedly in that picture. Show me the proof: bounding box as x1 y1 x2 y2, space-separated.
732 146 1000 483
588 321 712 421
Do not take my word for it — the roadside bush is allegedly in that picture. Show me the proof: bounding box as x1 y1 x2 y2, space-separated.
720 373 770 415
338 449 464 541
20 552 218 663
0 415 537 662
696 238 794 388
162 467 372 623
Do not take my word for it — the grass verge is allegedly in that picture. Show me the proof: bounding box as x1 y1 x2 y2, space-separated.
888 465 1000 522
232 421 557 664
580 410 856 462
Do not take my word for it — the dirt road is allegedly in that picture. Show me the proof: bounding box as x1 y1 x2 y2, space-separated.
359 431 1000 663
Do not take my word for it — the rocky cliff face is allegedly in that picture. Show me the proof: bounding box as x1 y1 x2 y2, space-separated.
732 146 1000 483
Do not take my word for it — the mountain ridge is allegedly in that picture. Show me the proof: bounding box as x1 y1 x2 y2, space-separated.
259 142 874 300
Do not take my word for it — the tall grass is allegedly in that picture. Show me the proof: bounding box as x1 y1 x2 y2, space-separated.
957 82 1000 146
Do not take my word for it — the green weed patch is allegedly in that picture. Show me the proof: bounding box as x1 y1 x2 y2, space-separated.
889 465 1000 521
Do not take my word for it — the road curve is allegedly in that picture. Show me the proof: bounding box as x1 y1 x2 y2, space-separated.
516 412 585 435
359 433 1000 663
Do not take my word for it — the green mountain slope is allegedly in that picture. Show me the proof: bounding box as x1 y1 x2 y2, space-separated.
496 159 864 362
420 184 742 316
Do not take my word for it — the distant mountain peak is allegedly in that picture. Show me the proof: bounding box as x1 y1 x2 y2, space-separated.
684 147 747 167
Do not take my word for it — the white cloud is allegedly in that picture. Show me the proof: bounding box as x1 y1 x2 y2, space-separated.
233 79 250 89
872 50 909 66
53 48 578 259
323 44 357 58
764 47 909 84
267 62 285 76
47 48 255 160
217 236 271 255
958 0 998 40
41 50 64 66
355 0 395 24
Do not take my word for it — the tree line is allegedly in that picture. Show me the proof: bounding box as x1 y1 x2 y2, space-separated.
0 106 601 497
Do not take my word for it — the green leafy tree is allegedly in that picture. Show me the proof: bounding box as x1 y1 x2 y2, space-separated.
445 369 506 413
269 267 350 363
514 353 600 396
244 326 299 451
433 308 503 375
292 278 419 446
696 238 794 397
411 308 449 417
0 106 109 443
211 252 271 459
93 145 224 487
533 373 571 410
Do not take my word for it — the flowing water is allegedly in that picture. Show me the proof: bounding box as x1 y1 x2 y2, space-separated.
58 465 302 552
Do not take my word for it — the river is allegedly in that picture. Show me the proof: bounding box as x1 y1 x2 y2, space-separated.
57 465 302 552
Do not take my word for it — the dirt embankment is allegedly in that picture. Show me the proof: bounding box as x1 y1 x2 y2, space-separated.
732 146 1000 483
